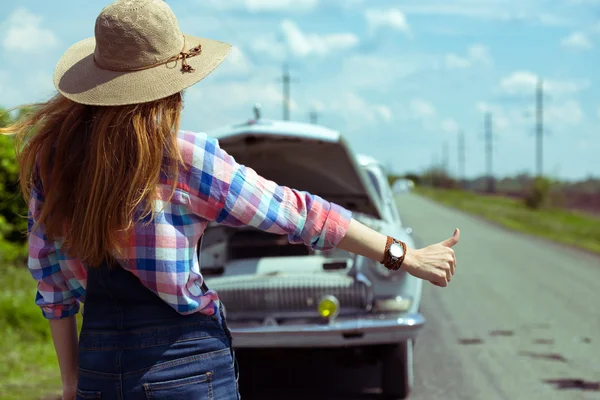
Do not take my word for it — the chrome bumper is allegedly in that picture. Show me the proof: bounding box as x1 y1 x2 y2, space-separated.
228 312 425 348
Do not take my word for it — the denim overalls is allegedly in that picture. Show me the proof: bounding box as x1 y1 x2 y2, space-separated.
75 261 240 400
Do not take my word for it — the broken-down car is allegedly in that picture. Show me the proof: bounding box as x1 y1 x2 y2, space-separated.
200 117 425 399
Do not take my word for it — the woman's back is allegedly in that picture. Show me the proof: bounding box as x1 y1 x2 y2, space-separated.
29 128 352 321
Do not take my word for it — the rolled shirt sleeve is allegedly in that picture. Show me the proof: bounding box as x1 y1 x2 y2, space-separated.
27 188 80 320
183 132 353 251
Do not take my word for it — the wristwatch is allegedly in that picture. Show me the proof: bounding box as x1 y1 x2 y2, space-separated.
381 236 407 271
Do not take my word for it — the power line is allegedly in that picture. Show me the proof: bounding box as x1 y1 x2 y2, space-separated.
282 64 290 121
280 64 297 121
458 130 466 187
536 78 544 178
442 141 449 173
485 112 495 193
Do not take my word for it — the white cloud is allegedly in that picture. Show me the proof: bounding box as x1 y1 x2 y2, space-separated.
205 0 318 13
468 44 493 65
217 46 252 76
334 0 365 9
321 91 393 126
538 14 572 27
410 98 437 119
280 19 359 57
493 114 511 131
475 98 584 136
568 0 600 4
246 0 318 12
310 100 326 112
546 100 584 126
374 105 393 122
441 119 460 134
251 35 287 61
399 3 508 19
476 101 491 114
445 54 471 69
338 54 420 88
398 2 572 27
398 2 534 22
365 9 411 35
445 44 493 69
560 32 593 50
475 101 520 132
0 69 55 107
498 71 588 96
184 79 299 129
1 8 58 54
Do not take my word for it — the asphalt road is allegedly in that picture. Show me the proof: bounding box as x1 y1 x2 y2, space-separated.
238 193 600 400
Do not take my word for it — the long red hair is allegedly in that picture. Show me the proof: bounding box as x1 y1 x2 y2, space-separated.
1 92 184 266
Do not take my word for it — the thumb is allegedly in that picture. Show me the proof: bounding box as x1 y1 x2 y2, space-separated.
440 228 460 247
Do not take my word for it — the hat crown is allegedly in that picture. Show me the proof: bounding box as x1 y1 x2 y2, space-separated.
94 0 184 71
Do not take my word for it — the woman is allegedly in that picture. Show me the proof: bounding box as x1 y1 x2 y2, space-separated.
3 1 459 399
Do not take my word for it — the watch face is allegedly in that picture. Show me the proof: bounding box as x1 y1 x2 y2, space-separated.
389 243 404 258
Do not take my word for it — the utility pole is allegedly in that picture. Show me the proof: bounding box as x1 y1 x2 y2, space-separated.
430 152 438 187
442 141 449 174
282 64 291 121
536 78 544 178
485 112 495 193
308 110 319 124
458 130 466 188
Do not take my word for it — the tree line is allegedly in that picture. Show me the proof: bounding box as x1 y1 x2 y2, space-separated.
0 108 29 263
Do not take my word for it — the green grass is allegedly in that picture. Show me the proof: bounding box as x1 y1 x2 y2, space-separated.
0 265 62 400
416 187 600 255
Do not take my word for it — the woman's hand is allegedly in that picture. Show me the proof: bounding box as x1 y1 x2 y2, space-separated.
403 228 460 287
62 383 77 400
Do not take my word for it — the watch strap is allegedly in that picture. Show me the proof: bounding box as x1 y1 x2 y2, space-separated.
380 236 407 271
380 236 394 264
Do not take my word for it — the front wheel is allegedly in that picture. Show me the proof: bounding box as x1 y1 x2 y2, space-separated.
381 339 413 399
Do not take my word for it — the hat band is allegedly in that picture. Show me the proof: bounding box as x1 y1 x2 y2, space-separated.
94 38 202 73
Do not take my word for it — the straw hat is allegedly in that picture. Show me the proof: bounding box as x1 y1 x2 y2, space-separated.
53 0 232 106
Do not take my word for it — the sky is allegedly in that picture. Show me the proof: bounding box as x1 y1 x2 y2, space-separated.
1 0 599 180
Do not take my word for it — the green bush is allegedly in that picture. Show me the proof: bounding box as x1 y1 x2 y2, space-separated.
524 177 552 210
404 173 421 186
421 168 458 189
0 108 28 263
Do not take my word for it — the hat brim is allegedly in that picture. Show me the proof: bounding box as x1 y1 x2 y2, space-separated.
54 34 232 106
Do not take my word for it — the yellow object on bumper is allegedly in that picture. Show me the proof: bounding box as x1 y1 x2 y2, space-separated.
318 295 340 319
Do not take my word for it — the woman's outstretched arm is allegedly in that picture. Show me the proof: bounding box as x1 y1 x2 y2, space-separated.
337 219 459 287
183 133 459 286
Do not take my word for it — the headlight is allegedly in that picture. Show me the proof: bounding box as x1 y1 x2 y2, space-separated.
374 296 413 312
318 295 340 320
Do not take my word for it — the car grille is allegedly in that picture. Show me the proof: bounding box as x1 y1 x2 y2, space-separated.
208 274 372 317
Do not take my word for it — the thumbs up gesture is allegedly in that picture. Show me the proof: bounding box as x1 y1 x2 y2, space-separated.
403 228 460 287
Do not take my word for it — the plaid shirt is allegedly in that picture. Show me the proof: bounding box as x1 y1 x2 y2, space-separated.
27 130 353 320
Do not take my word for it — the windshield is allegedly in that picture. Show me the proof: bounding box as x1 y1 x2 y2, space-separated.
366 170 383 201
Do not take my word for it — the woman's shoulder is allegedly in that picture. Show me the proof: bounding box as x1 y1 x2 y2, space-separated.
177 130 219 151
176 130 225 164
173 130 236 201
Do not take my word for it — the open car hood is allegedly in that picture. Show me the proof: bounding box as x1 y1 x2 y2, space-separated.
210 119 383 219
